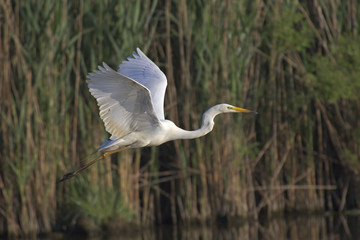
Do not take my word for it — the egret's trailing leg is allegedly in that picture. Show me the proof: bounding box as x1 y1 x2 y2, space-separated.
57 148 127 183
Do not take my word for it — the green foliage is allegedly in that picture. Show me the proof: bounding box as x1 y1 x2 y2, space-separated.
1 0 158 236
69 177 135 225
271 2 315 52
310 36 360 102
1 0 360 237
343 147 360 172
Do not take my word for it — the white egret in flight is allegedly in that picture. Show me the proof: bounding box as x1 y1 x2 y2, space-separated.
58 48 257 183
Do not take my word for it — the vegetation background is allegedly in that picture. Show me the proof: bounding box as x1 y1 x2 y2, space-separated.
1 0 359 237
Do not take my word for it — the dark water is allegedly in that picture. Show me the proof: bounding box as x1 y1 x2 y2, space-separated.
53 213 359 240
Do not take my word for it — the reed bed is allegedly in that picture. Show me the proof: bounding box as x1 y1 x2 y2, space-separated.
0 0 359 237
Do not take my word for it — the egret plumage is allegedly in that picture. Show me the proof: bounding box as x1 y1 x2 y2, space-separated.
58 48 257 183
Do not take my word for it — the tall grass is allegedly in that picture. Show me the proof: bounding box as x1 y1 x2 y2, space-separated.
0 0 359 237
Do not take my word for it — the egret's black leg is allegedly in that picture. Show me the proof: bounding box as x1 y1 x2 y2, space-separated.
57 148 127 183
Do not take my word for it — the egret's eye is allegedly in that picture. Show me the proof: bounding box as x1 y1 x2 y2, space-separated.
227 106 233 110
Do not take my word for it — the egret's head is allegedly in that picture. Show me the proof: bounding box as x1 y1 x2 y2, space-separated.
202 104 257 130
218 104 258 114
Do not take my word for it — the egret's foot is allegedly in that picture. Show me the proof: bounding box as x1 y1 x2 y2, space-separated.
57 171 76 184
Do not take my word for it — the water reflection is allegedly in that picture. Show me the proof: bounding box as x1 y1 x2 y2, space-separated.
161 215 354 240
63 213 358 240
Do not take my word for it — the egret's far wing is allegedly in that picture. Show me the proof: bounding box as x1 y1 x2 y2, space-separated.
118 48 167 120
87 63 160 138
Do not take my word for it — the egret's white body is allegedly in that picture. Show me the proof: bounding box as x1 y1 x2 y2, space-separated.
97 105 233 152
58 48 256 182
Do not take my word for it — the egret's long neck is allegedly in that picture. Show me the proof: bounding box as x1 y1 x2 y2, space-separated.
172 106 220 140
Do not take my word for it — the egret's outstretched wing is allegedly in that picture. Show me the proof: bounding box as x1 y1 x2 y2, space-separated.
118 48 167 120
87 63 160 138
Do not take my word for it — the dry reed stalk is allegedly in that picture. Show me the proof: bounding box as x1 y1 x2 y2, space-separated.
1 0 360 236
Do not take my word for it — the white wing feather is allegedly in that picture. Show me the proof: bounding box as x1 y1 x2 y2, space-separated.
87 63 160 138
118 48 167 120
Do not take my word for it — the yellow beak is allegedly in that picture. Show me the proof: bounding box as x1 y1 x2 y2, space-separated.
231 106 258 114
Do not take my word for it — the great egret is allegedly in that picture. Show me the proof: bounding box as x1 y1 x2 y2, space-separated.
58 48 257 183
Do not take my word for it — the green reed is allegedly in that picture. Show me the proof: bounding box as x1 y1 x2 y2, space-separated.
1 0 359 237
